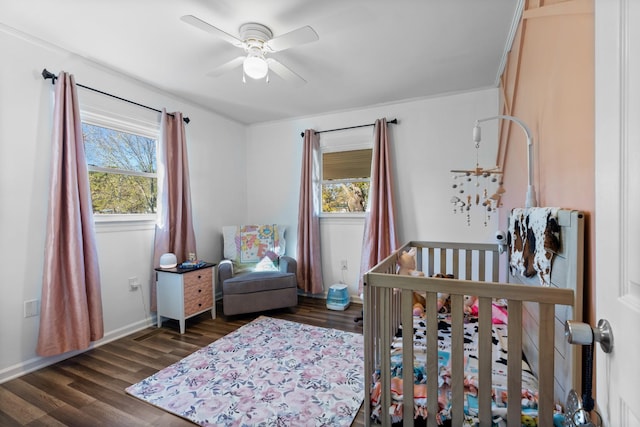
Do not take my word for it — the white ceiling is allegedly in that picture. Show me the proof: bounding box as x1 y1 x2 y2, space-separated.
2 0 521 124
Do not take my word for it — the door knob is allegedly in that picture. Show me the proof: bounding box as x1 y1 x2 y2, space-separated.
565 319 613 353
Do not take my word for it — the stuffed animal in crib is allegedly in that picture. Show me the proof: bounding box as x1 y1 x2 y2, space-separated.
397 247 425 277
491 303 508 325
464 295 479 316
462 295 510 324
433 273 454 313
412 302 425 317
521 414 537 427
397 248 426 313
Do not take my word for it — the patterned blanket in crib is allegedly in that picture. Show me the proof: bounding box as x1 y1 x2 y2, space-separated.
370 314 540 426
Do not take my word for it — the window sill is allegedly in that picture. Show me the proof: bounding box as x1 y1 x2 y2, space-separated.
94 214 156 233
320 213 366 222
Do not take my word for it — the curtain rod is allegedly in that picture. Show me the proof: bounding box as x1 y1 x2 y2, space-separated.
41 68 190 124
299 118 398 138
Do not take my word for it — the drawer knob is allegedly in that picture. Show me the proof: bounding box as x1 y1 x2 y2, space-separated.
198 303 202 307
198 275 202 279
198 289 202 293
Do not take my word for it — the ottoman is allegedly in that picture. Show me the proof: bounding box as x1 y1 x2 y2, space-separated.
222 270 298 316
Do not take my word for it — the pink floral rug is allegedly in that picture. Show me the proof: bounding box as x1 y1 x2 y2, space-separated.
126 316 364 426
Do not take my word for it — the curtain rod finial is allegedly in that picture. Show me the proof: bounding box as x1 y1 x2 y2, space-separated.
41 68 57 83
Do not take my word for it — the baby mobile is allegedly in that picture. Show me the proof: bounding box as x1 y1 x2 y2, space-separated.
450 138 504 226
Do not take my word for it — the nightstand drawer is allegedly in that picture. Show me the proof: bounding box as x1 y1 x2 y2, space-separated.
184 268 213 316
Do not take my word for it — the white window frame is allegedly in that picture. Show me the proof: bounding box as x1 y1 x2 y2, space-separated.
81 107 160 226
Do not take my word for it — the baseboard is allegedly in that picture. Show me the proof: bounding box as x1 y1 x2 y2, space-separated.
297 289 363 304
0 316 155 384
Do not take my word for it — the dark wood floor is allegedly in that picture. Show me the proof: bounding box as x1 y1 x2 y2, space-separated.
0 297 366 426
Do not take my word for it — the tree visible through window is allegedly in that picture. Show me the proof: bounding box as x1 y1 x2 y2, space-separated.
321 148 372 213
82 122 157 215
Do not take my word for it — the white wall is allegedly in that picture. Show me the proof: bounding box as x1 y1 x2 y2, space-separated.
246 89 501 300
0 26 247 382
0 24 502 382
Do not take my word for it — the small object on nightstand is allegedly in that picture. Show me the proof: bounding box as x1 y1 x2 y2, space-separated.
179 260 207 269
159 253 177 268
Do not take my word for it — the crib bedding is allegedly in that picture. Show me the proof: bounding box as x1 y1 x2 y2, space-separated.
370 312 539 426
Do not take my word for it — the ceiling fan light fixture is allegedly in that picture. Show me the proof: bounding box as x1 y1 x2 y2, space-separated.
181 16 316 84
243 48 268 80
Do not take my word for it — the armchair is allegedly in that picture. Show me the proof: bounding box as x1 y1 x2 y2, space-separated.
219 225 298 316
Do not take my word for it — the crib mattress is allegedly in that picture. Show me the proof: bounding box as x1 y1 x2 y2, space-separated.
370 314 539 426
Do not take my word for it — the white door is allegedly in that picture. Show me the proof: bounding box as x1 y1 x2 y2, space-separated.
595 1 640 425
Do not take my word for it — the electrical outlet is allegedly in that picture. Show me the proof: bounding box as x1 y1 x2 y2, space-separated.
24 299 40 318
340 259 348 270
128 276 141 291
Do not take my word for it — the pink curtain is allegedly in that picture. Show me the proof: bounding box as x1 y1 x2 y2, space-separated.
151 109 197 310
37 72 104 357
359 118 398 293
296 129 324 294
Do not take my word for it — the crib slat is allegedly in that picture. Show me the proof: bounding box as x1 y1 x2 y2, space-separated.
426 292 439 426
393 287 401 342
538 303 555 426
465 250 472 280
450 294 465 426
402 289 415 427
507 300 523 426
478 296 493 426
478 250 486 280
427 247 435 276
452 248 459 278
381 287 392 427
491 249 499 282
416 247 423 272
363 279 373 423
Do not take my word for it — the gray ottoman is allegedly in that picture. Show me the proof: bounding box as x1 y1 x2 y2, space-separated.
222 269 298 316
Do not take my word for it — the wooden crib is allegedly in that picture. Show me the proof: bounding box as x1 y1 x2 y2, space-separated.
363 209 584 427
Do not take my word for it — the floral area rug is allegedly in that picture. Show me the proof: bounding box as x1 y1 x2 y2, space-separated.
126 316 364 426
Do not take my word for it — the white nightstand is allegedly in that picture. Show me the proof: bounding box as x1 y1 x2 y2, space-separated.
155 263 216 334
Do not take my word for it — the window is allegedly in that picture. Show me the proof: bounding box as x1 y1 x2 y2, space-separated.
321 148 372 213
82 121 158 216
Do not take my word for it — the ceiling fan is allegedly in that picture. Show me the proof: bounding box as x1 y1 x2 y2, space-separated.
180 15 319 84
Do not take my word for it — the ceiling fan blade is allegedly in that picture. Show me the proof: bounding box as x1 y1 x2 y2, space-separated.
180 15 244 48
265 25 318 52
266 58 307 85
206 56 246 77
